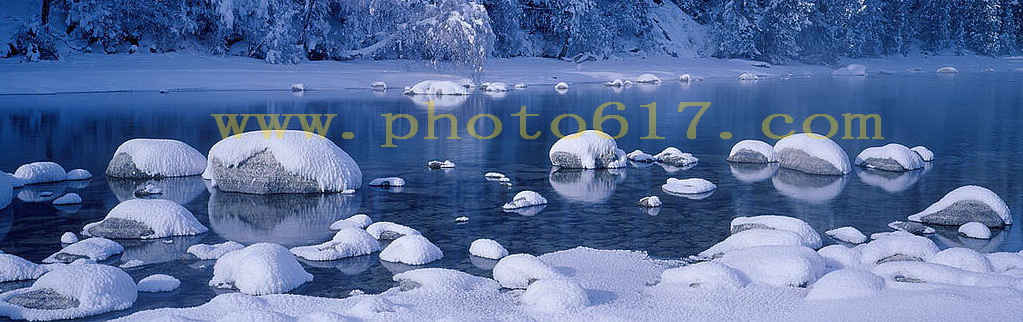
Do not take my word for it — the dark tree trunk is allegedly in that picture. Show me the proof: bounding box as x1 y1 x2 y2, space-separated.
41 0 52 24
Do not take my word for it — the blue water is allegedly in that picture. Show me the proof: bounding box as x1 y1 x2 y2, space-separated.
1 74 1021 319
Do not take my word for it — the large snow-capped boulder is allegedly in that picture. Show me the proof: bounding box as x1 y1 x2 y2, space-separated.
715 245 826 287
403 80 469 96
699 229 805 258
520 278 590 312
910 146 934 162
290 228 381 261
727 140 776 163
469 239 509 260
730 215 822 249
907 185 1011 227
83 199 207 239
106 139 206 178
854 144 925 172
856 232 939 266
205 130 362 194
14 162 67 184
210 243 313 295
379 235 443 265
548 130 627 169
0 254 45 282
926 247 994 273
658 262 747 290
43 238 124 263
0 264 137 321
805 269 884 300
492 254 563 289
774 133 851 175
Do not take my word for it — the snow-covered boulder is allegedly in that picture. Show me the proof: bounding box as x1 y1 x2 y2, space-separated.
366 222 421 240
638 196 662 208
0 254 45 282
805 269 884 300
658 262 747 290
484 172 506 180
738 73 759 81
379 235 443 265
549 130 627 169
404 80 468 95
730 215 823 250
329 214 373 230
887 221 935 235
554 82 569 90
187 241 245 260
857 233 939 265
368 177 405 187
83 199 207 239
0 264 136 320
825 227 868 244
427 160 456 169
626 150 655 163
774 133 851 175
715 245 825 287
727 140 776 163
210 243 312 295
65 169 92 181
392 268 500 293
986 253 1023 272
14 162 67 184
290 228 381 261
52 193 82 205
605 79 627 87
661 178 716 195
678 74 695 83
907 185 1011 227
936 67 959 74
854 144 925 172
653 147 698 167
137 274 180 292
817 245 861 270
910 146 934 162
1 172 24 188
832 64 867 76
43 238 124 263
492 254 563 289
205 130 362 194
635 73 661 84
926 247 993 273
371 82 387 90
699 229 805 258
106 139 206 178
958 222 992 239
290 84 304 92
469 239 508 260
520 278 590 312
483 82 509 92
60 232 78 244
502 191 548 210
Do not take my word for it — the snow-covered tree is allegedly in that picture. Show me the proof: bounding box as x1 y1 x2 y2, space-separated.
758 0 812 63
713 0 763 59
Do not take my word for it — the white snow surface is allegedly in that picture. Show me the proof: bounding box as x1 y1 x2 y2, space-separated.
738 73 759 80
626 150 655 162
638 196 662 207
774 133 852 175
926 248 994 273
43 237 124 263
652 147 699 165
13 162 67 184
856 233 940 266
469 239 508 260
520 278 590 312
137 274 181 292
187 241 245 260
805 269 884 300
0 254 45 282
329 214 373 230
290 228 381 261
502 191 548 210
634 73 661 83
378 235 443 265
959 222 992 239
910 146 935 161
832 64 867 76
60 232 79 244
205 130 363 193
658 262 747 290
854 143 925 170
825 226 868 244
728 140 777 162
699 229 806 258
404 80 468 95
368 177 405 187
715 245 826 287
111 139 206 177
392 268 500 294
492 254 564 289
0 264 137 321
365 222 421 240
52 193 82 205
83 199 208 239
65 169 93 180
548 130 627 169
210 243 313 295
730 215 823 249
661 178 716 195
908 185 1011 225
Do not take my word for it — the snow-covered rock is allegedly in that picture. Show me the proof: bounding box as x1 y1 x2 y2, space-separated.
0 179 10 210
658 261 746 290
806 269 884 300
404 80 468 95
661 178 716 195
83 199 207 239
371 82 387 90
635 73 661 84
0 264 136 320
469 239 508 260
936 67 959 74
817 245 861 270
210 243 312 295
910 146 934 162
715 245 825 287
392 268 500 293
65 169 92 181
1 172 24 188
290 84 305 92
887 221 935 235
366 222 421 240
502 191 548 210
205 130 362 194
873 261 1016 289
0 254 45 282
483 82 509 92
926 247 993 273
699 229 805 258
484 172 506 180
857 233 939 265
986 253 1023 272
652 147 698 167
958 222 992 239
137 274 180 292
492 254 563 289
60 232 78 244
514 83 527 89
554 82 569 90
52 193 82 205
626 150 655 163
14 162 67 184
678 74 695 83
907 185 1011 227
290 228 381 261
455 216 469 223
368 177 405 187
854 143 925 172
605 78 627 87
730 215 823 250
825 227 868 244
329 214 373 230
133 184 164 197
831 64 867 76
107 139 206 178
43 237 124 263
638 196 662 207
520 278 590 312
549 130 627 169
427 160 456 169
727 140 776 163
738 73 759 80
379 235 443 265
774 133 851 175
186 241 245 260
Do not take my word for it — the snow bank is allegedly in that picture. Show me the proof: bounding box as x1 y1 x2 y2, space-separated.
14 162 67 184
0 254 45 282
774 133 851 175
43 237 124 263
329 214 373 231
187 241 245 260
626 150 655 163
958 222 992 239
854 143 925 171
661 178 716 195
52 193 82 205
715 245 825 287
106 139 206 178
910 146 934 161
520 278 590 312
832 64 867 76
806 269 884 300
205 130 362 194
549 130 627 169
83 199 208 239
635 73 661 83
699 229 805 258
926 247 993 273
653 147 698 167
825 227 868 244
638 196 662 207
936 67 959 74
290 228 381 261
908 185 1011 227
469 239 508 260
379 235 443 265
0 264 137 321
730 215 822 249
137 274 180 292
210 243 313 295
404 80 468 95
60 232 78 244
492 254 563 289
658 262 747 290
502 191 548 209
365 222 421 240
368 177 405 187
392 268 500 296
857 233 939 265
66 169 93 180
727 140 776 163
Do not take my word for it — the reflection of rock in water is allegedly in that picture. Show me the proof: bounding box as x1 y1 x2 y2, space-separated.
503 205 546 216
930 226 1006 253
53 204 82 214
108 177 206 205
656 162 696 173
208 191 359 247
66 179 91 190
662 189 715 200
409 95 467 109
380 259 422 275
300 255 375 275
549 168 626 203
17 182 67 203
642 206 661 216
118 235 205 265
772 168 848 204
730 163 779 184
856 168 925 193
470 255 499 270
0 207 12 243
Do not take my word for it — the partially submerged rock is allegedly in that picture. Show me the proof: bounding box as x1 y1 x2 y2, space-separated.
379 235 443 265
774 133 851 175
626 150 655 163
469 239 508 260
888 221 935 235
502 191 548 210
0 264 137 320
638 196 662 208
549 130 627 169
727 140 776 163
0 254 46 282
661 178 716 195
43 237 124 263
106 139 206 178
907 185 1011 227
83 199 207 239
910 146 934 162
652 147 698 167
290 228 381 261
404 80 468 96
958 222 992 239
366 222 421 240
825 227 868 244
210 243 312 295
854 143 925 172
14 162 67 184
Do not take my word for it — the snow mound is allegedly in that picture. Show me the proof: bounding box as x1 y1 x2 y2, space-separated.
14 162 67 184
832 64 867 76
825 227 868 244
715 245 825 287
60 232 78 244
379 235 443 265
107 139 206 178
366 222 421 240
427 160 456 169
661 178 716 195
329 214 373 230
404 80 468 95
730 215 822 249
43 237 124 263
872 261 1016 288
907 185 1011 227
774 133 851 175
470 239 508 260
492 254 563 289
818 245 861 270
83 199 208 239
806 269 884 300
638 196 662 207
958 222 992 239
290 228 381 261
857 233 939 265
502 191 548 209
368 177 405 187
658 262 747 290
936 67 959 74
393 268 500 293
854 143 925 172
52 193 82 205
626 150 655 163
0 264 136 321
66 169 93 180
137 274 180 292
652 147 698 167
549 130 627 169
210 243 312 295
520 278 590 312
699 229 805 258
910 146 934 161
205 130 362 194
986 253 1023 272
635 73 661 83
0 254 45 282
926 248 993 273
727 140 776 163
554 82 569 90
738 73 759 80
187 241 245 260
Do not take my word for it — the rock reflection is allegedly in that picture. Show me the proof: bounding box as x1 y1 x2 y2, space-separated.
503 205 546 216
17 182 67 202
117 235 205 265
931 226 1006 253
772 168 848 204
299 255 375 275
470 256 499 270
549 168 626 203
408 95 467 109
729 163 779 184
108 176 207 205
856 167 926 193
208 191 360 247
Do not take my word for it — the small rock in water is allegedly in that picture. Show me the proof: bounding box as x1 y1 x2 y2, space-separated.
627 150 655 163
120 259 145 268
888 221 935 235
484 172 506 180
427 160 456 169
66 169 93 180
514 83 527 89
638 196 662 207
137 274 181 292
52 193 82 205
291 83 305 92
60 232 79 244
825 227 868 244
469 239 508 260
958 222 992 239
134 184 163 197
455 216 469 223
368 177 405 188
502 191 548 209
371 81 388 90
